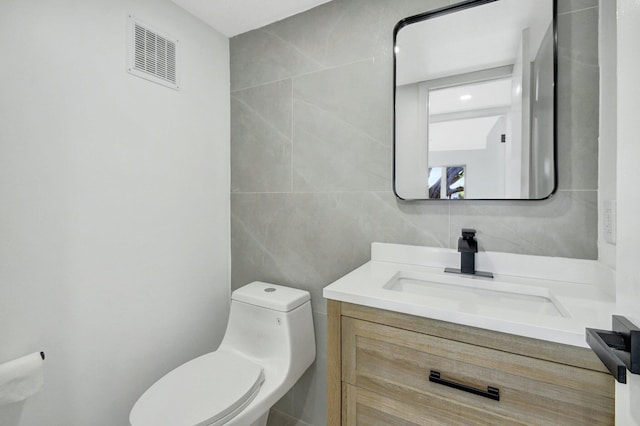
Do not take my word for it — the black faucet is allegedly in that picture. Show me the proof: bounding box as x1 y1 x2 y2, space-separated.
445 228 493 278
458 228 478 274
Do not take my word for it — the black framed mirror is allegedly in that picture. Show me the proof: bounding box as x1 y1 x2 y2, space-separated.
393 0 557 200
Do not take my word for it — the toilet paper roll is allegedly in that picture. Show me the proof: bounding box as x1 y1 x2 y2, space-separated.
0 352 44 406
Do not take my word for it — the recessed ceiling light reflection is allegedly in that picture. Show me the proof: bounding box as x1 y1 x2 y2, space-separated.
460 94 472 101
394 46 400 54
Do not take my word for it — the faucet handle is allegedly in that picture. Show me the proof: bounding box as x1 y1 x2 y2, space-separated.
461 228 476 239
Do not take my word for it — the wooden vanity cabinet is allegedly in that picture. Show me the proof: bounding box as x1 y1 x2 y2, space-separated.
327 301 615 426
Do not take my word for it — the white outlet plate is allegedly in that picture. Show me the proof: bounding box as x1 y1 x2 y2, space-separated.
604 199 617 244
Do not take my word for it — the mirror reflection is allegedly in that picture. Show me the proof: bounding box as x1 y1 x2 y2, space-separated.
394 0 556 200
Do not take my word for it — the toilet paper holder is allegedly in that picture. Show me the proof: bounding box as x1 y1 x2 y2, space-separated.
586 315 640 383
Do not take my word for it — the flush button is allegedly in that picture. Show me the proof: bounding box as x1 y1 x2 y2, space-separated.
264 288 276 293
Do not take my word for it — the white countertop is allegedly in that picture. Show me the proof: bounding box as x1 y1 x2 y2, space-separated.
323 243 618 348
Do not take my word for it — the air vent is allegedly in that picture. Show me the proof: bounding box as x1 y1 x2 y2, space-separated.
128 16 179 90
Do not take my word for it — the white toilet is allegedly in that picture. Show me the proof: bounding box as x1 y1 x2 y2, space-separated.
129 282 316 426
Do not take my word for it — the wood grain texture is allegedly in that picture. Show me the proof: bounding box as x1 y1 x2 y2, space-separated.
344 317 614 425
327 300 342 426
341 302 608 373
328 301 615 425
343 383 525 426
345 317 612 397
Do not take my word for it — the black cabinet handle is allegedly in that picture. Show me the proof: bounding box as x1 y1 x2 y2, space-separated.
429 370 500 401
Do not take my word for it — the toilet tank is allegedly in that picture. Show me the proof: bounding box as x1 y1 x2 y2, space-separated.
219 282 315 380
231 282 310 312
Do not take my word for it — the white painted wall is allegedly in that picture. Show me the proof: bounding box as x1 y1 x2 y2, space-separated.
0 1 230 425
505 31 527 198
397 81 510 199
429 117 506 199
395 84 429 199
615 0 640 424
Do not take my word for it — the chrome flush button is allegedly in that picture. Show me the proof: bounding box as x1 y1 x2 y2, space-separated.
264 288 276 293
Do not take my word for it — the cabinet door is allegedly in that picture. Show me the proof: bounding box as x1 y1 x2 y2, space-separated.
342 317 614 425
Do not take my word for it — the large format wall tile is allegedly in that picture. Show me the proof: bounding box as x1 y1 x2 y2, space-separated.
292 100 391 191
263 0 450 70
231 192 449 313
230 30 319 91
232 192 372 314
556 56 599 191
291 58 392 191
293 58 392 142
449 191 598 259
230 0 450 90
291 349 326 425
232 79 293 136
290 311 327 425
382 194 451 247
557 0 599 15
556 6 599 191
260 0 392 69
558 4 599 67
231 80 292 192
230 1 601 424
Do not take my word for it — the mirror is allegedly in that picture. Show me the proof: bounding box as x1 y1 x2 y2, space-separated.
394 0 556 200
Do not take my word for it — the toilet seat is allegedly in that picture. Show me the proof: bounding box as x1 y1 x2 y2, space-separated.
129 351 265 426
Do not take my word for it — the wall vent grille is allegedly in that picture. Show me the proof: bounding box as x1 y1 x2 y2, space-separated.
128 16 179 90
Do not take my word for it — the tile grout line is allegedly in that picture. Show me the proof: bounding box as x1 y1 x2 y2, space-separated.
231 56 381 93
232 190 394 195
557 5 598 16
231 189 597 195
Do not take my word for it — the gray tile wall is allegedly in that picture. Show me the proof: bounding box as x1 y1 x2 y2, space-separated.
230 1 599 424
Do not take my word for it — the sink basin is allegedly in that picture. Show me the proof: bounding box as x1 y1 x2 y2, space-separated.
383 271 569 318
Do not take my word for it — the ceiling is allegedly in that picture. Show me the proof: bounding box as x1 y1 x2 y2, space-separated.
171 0 333 37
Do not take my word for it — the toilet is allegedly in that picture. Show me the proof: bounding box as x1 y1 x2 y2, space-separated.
129 282 316 426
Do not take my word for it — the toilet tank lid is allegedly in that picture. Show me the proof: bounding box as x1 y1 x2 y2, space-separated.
232 282 310 312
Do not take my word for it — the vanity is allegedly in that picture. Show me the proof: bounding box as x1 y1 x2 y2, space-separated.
323 243 616 425
326 1 620 422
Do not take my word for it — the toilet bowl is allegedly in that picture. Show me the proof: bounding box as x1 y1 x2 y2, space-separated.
129 282 316 426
